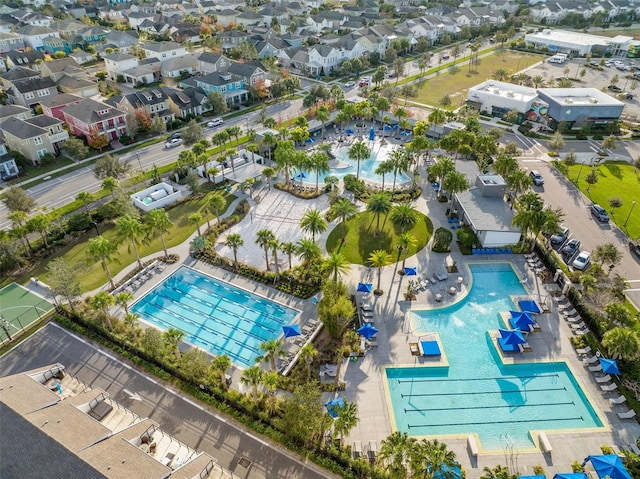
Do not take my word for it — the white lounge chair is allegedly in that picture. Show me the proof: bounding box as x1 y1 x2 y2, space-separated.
629 442 640 454
618 410 637 419
574 327 589 336
601 383 618 392
595 375 612 384
553 295 569 304
609 395 626 405
562 309 579 317
583 355 600 365
589 364 603 372
567 315 583 324
571 322 587 330
575 346 592 356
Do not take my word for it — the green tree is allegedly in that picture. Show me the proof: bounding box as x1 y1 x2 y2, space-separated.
262 166 275 190
279 382 325 448
410 438 458 479
162 327 185 360
46 258 81 312
140 328 163 360
257 338 285 372
146 208 172 260
379 431 417 479
209 354 232 390
208 192 226 226
369 249 392 293
225 233 243 268
507 169 532 199
76 191 94 215
391 203 418 233
102 176 119 200
592 242 622 275
205 90 228 114
548 131 565 151
62 136 90 161
240 365 264 403
182 119 204 146
256 229 275 270
114 215 146 270
299 343 318 381
397 232 417 271
602 327 640 360
296 238 322 267
608 197 623 218
428 156 454 194
604 303 633 328
329 198 357 242
317 280 355 339
322 252 351 283
27 214 51 248
93 153 130 179
442 170 470 212
280 241 296 269
375 160 395 191
348 140 370 180
480 465 519 479
86 236 117 290
333 400 359 444
300 208 327 241
89 291 115 330
2 187 36 214
367 192 392 235
115 290 134 315
189 212 203 237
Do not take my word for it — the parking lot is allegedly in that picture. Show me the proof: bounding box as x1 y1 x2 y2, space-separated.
523 58 640 121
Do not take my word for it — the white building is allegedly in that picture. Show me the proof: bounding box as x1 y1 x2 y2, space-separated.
524 29 633 57
467 80 548 122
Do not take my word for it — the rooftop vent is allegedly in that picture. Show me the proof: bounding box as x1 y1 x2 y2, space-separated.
565 98 573 104
589 98 598 104
220 74 232 81
507 91 514 98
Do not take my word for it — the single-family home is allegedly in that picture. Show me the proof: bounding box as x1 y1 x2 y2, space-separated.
69 51 94 65
197 52 232 75
128 11 157 30
60 98 129 142
142 41 186 61
162 85 209 118
109 88 175 124
185 71 248 106
2 50 46 72
49 19 87 40
0 115 68 164
236 10 264 27
103 52 139 81
56 75 99 98
219 30 253 53
216 9 240 28
227 61 267 87
15 25 60 51
7 76 58 110
0 104 31 121
0 32 25 54
40 93 83 121
0 66 40 89
100 30 139 55
40 58 85 82
160 54 197 79
22 13 53 28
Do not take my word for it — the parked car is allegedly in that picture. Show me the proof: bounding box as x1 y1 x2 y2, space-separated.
164 138 183 149
207 118 224 127
168 132 181 141
630 241 640 260
344 81 355 88
589 61 600 67
529 170 544 186
625 93 634 100
572 251 591 270
590 204 609 222
608 85 622 92
562 238 581 258
550 226 569 245
604 61 612 67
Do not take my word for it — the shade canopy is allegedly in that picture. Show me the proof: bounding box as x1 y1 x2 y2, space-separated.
345 128 355 134
400 131 411 136
552 474 588 479
404 266 417 276
369 127 375 141
384 124 393 130
587 454 632 479
324 397 344 418
357 323 378 340
433 464 463 479
599 358 620 375
305 138 314 143
499 328 526 346
519 299 542 314
282 324 301 338
510 311 536 330
357 282 373 293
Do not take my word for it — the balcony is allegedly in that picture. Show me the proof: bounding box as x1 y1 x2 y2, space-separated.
49 131 69 143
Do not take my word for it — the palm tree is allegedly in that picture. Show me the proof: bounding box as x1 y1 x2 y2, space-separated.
256 229 275 270
257 338 285 372
375 160 394 191
102 176 119 200
367 192 392 235
492 68 508 81
299 343 318 381
206 166 219 183
86 236 117 290
280 241 296 269
480 465 519 479
369 249 392 294
316 106 330 140
348 140 370 180
114 215 146 270
443 170 469 213
89 291 115 329
28 214 51 248
262 371 281 416
262 166 275 190
397 232 417 270
190 235 211 256
333 401 359 445
329 198 357 242
115 291 134 315
240 365 264 402
379 431 417 479
410 438 458 479
187 212 202 237
429 156 454 195
592 242 622 275
428 108 446 130
300 208 327 241
146 208 172 260
391 203 418 233
309 151 330 191
388 149 409 194
208 192 226 225
296 238 322 266
76 191 94 215
209 354 232 390
322 252 351 283
274 140 296 185
602 327 640 360
492 155 518 179
269 237 281 278
224 233 243 267
226 125 242 147
162 327 184 359
8 211 32 250
506 169 532 200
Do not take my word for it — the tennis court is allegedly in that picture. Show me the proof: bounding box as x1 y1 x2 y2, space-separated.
0 283 53 343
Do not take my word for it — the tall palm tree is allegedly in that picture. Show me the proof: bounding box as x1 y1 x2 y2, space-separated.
391 203 418 233
296 238 322 266
329 198 357 242
389 149 409 194
367 192 392 235
375 160 394 191
262 166 275 190
208 192 226 225
146 208 172 260
226 125 242 147
379 431 417 479
262 371 281 417
429 156 455 195
316 106 330 140
309 151 330 191
115 291 134 315
269 237 281 279
209 354 232 390
333 401 359 445
162 327 184 359
189 212 203 237
300 208 327 241
480 465 519 479
348 140 370 180
428 108 446 130
369 249 392 294
280 241 296 269
224 233 243 267
256 229 275 270
257 338 285 372
442 170 469 213
506 169 532 199
322 252 351 283
299 343 318 381
410 438 458 479
602 327 640 360
261 131 277 161
397 232 417 270
240 365 264 403
8 211 31 250
102 176 119 200
492 155 518 179
274 140 296 185
76 191 94 215
86 236 117 290
89 291 115 330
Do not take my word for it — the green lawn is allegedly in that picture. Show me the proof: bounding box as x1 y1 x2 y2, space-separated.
326 211 433 265
411 51 543 108
565 161 640 240
19 190 236 292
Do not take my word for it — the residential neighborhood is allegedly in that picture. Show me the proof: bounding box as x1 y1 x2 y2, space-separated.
1 1 640 479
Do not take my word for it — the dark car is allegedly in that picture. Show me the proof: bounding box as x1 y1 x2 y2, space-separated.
168 132 182 141
590 204 609 222
562 239 581 258
608 85 622 92
550 226 569 245
630 241 640 260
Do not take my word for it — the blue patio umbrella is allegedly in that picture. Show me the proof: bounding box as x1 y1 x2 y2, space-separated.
369 127 375 141
519 299 542 314
499 328 526 346
384 124 393 130
357 323 378 340
392 124 399 129
296 172 306 179
433 464 463 479
324 397 344 418
404 266 417 276
587 454 632 479
357 282 373 293
510 311 536 330
598 357 621 375
400 131 411 136
345 128 355 134
282 324 301 338
305 137 314 143
552 474 588 479
519 476 546 479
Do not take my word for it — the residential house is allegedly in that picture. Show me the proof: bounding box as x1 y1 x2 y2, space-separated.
42 36 69 55
197 52 232 75
56 75 99 98
142 41 186 62
0 66 40 89
69 51 94 65
162 85 209 117
60 98 129 142
170 25 201 45
0 115 68 164
7 76 58 110
160 54 197 78
184 71 248 106
215 10 240 28
108 88 175 124
40 93 83 121
227 61 267 87
22 13 53 28
138 19 171 36
0 32 25 53
40 58 85 82
15 25 60 50
49 19 87 40
128 11 157 30
236 10 264 28
103 52 139 81
0 104 31 120
219 29 252 53
2 51 46 72
101 30 139 54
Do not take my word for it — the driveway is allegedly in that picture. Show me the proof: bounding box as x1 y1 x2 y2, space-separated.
0 323 336 479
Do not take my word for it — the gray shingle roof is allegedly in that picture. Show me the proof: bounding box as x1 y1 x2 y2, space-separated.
62 98 125 124
0 116 47 140
11 76 57 93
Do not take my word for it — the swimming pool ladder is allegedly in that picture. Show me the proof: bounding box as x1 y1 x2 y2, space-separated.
500 433 519 474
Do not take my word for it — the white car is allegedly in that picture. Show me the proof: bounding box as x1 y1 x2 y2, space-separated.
572 251 591 271
164 138 183 149
344 81 355 88
207 118 224 127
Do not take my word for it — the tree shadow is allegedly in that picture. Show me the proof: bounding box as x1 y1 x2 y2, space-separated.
602 162 623 180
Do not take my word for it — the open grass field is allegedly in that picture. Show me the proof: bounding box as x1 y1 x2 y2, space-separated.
566 161 640 240
0 283 53 342
411 51 543 109
4 191 236 293
326 210 433 265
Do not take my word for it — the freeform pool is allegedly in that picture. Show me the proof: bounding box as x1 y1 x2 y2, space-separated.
131 266 299 367
386 263 603 450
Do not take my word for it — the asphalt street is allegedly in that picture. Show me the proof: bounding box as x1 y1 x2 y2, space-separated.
0 322 337 479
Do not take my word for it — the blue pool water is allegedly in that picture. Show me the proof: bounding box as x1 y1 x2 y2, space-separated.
131 266 299 367
299 142 410 185
386 263 603 450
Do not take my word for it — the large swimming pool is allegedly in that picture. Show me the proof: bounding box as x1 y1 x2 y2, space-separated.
385 263 603 450
131 266 299 367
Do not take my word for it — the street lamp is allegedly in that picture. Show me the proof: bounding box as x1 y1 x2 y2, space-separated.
92 221 100 236
136 152 143 172
624 200 637 229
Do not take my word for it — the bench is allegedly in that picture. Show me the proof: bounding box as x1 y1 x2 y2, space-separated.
539 432 553 452
467 435 479 457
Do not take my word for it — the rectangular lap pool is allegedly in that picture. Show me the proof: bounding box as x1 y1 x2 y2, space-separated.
385 263 603 450
131 266 299 368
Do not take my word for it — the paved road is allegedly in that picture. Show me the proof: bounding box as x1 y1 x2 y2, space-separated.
0 323 336 479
